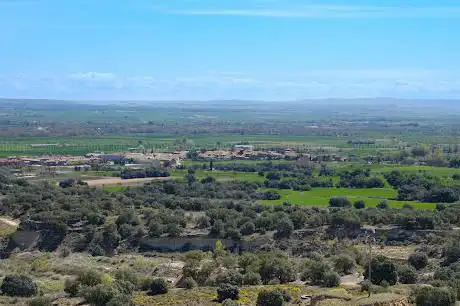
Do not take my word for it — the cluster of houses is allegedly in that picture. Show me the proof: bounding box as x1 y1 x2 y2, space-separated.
0 144 349 170
0 151 187 169
195 145 350 163
196 145 301 161
0 156 98 167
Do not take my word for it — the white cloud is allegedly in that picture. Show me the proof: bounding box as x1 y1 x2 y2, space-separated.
1 69 460 100
166 5 460 18
69 72 117 81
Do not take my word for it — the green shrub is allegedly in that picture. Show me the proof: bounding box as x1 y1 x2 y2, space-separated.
78 270 103 287
139 278 153 291
217 283 239 302
409 252 428 270
360 280 373 294
114 269 138 286
353 200 365 209
377 200 389 209
28 296 53 306
222 299 240 306
0 275 38 297
303 260 331 286
434 267 455 281
149 278 168 296
256 290 284 306
329 197 351 208
415 286 456 306
243 271 261 285
215 270 243 286
258 252 296 284
113 280 135 296
322 271 341 288
183 277 197 289
64 278 80 297
363 255 397 286
398 265 417 284
333 254 355 275
274 218 294 239
82 283 118 306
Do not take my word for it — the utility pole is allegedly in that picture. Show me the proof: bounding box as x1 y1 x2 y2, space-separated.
366 229 375 298
368 234 372 297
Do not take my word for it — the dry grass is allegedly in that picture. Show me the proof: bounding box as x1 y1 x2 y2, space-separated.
317 293 408 306
0 217 19 237
133 285 350 306
0 251 415 306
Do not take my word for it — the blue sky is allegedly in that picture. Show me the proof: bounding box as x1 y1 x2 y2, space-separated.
0 0 459 100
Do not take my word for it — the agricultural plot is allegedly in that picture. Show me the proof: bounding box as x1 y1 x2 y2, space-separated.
172 169 265 182
371 165 460 176
103 185 127 192
182 159 294 167
259 188 436 209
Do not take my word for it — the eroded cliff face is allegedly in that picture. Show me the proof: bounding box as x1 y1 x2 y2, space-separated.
0 220 67 257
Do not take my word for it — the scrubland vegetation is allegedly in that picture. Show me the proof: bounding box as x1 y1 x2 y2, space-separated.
1 99 460 305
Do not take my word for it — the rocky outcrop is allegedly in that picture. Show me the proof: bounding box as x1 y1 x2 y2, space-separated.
0 220 68 256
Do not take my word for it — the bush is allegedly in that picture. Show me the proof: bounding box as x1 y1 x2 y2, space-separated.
322 271 341 288
222 299 240 306
64 278 80 297
215 270 244 286
243 272 261 285
217 283 239 302
334 254 355 275
360 280 372 294
329 197 351 208
363 256 398 286
274 218 294 239
377 200 389 209
241 221 256 236
82 283 118 306
443 239 460 266
182 277 197 289
303 260 331 285
0 275 38 297
114 280 135 296
415 286 456 306
114 269 138 286
149 278 168 295
256 290 284 306
398 265 417 284
353 200 365 209
28 296 53 306
78 270 103 287
436 203 446 211
258 252 296 284
434 267 455 281
409 252 428 270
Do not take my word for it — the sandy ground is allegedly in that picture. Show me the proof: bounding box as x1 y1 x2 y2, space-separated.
0 217 19 227
84 176 171 187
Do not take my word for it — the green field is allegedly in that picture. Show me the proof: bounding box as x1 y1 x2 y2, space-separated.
259 188 436 209
371 165 460 176
172 169 265 182
182 159 295 167
103 185 127 192
0 134 392 156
